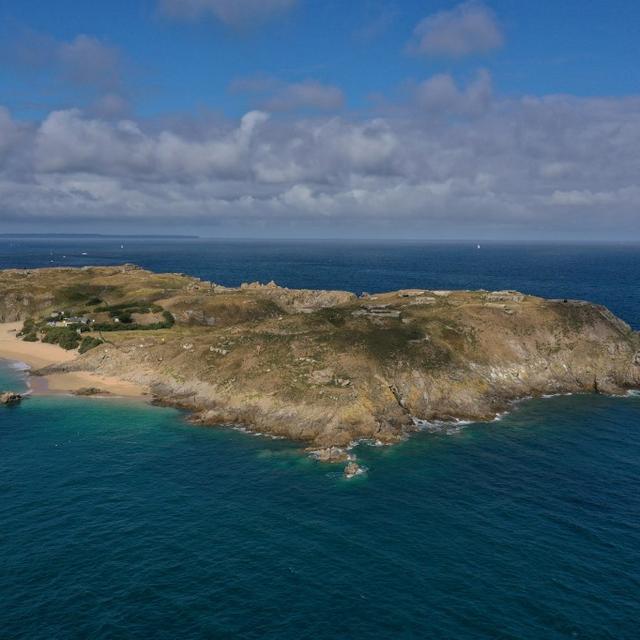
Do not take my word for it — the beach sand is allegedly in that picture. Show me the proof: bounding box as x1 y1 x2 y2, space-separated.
0 322 148 398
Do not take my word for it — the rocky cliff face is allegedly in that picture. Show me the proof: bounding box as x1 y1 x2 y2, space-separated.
2 267 639 450
0 270 56 322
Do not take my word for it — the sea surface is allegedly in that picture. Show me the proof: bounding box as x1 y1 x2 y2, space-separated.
1 239 639 639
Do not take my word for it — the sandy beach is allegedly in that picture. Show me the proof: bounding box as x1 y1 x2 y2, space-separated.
0 322 148 398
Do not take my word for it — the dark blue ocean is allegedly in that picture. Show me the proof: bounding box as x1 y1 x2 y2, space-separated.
1 239 639 639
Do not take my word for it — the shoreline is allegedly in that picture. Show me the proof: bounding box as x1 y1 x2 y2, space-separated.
0 322 149 399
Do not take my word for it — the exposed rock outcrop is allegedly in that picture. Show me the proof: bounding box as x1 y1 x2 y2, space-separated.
72 387 110 396
344 461 365 479
1 392 22 405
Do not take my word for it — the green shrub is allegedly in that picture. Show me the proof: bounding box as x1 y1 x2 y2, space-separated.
161 310 175 327
42 326 81 350
55 284 120 305
58 332 81 350
92 310 174 332
79 336 103 354
42 328 61 343
97 302 152 314
22 332 38 342
18 318 36 336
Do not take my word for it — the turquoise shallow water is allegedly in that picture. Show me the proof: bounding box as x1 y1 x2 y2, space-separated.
1 358 639 638
0 359 29 393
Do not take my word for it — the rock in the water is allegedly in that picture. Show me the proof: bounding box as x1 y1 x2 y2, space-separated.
344 461 365 479
1 391 22 405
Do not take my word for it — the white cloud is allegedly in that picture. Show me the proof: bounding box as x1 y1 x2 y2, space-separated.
1 89 640 237
33 108 269 179
549 187 640 207
5 31 125 92
539 162 576 179
160 0 297 27
57 35 123 91
0 108 21 157
90 93 131 118
2 31 130 116
408 1 504 58
415 69 493 115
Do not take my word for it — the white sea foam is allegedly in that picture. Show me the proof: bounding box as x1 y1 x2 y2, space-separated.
412 416 473 435
6 360 31 372
346 438 391 451
231 425 285 440
541 392 575 399
0 358 32 394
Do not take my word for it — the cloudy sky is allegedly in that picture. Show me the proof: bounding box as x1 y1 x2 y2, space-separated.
0 0 638 239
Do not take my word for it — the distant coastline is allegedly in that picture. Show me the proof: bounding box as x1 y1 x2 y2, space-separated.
0 234 200 239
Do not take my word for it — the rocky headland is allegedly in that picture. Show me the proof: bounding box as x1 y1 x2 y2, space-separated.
1 265 639 474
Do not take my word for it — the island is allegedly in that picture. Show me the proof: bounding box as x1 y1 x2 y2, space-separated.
1 265 639 474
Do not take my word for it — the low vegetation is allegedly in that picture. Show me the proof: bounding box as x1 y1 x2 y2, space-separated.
17 318 38 342
42 326 83 350
92 310 174 332
79 336 104 354
15 277 176 352
55 283 121 307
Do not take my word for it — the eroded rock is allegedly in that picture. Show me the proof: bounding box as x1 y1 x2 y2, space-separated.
72 387 110 396
344 461 365 479
1 392 22 405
